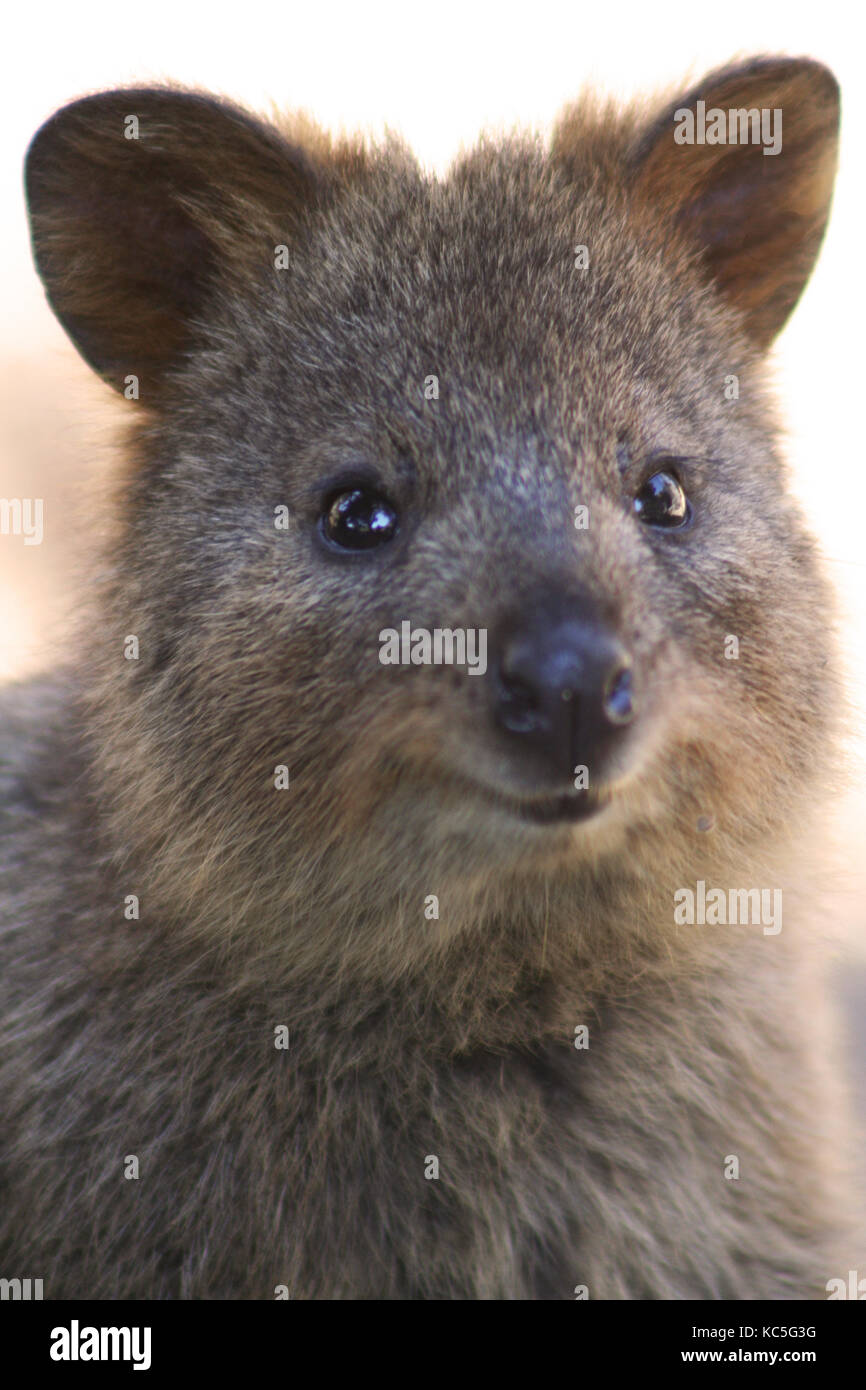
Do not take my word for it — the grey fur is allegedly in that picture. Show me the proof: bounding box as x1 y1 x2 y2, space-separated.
0 57 859 1298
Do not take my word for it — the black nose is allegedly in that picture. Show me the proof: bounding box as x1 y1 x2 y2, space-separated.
491 613 635 783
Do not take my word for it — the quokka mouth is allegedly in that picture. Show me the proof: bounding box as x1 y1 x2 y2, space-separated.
493 786 613 826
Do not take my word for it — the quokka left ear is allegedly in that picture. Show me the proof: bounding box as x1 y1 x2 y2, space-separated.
25 87 321 399
627 57 840 349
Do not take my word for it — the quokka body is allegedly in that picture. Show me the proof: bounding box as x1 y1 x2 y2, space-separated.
0 56 860 1298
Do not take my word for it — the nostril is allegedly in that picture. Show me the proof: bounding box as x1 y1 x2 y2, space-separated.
602 664 634 725
497 670 543 734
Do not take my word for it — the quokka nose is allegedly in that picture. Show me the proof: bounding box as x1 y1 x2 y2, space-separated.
491 615 635 782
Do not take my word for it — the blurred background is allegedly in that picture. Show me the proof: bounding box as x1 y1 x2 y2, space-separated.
1 1 864 1104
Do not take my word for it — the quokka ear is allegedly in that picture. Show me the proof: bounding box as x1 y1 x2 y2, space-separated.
628 57 840 349
25 88 320 396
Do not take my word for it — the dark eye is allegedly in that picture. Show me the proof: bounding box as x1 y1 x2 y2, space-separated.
633 471 690 529
321 487 398 551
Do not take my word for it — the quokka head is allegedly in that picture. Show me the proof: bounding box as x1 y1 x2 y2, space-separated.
25 59 840 960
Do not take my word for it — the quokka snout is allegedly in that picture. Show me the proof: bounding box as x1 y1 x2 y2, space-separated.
0 55 859 1299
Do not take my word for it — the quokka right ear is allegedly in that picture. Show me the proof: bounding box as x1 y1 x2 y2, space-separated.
625 58 840 350
25 88 320 398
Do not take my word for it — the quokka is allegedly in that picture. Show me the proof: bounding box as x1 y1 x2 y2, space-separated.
0 56 859 1299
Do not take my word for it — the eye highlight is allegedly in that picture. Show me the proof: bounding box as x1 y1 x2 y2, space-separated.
320 487 399 551
633 470 691 529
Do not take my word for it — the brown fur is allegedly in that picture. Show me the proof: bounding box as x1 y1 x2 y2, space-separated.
0 56 860 1298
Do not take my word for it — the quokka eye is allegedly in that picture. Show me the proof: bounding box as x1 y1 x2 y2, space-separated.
321 487 399 551
633 471 691 529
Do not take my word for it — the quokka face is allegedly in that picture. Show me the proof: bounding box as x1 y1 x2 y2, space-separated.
25 59 839 959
